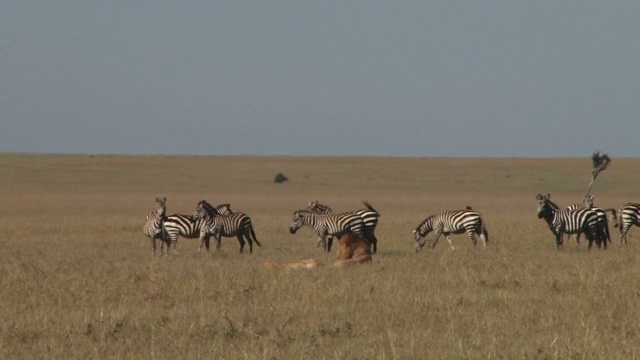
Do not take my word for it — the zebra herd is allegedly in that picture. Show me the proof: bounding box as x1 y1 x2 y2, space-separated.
142 196 640 255
143 198 259 255
536 193 640 249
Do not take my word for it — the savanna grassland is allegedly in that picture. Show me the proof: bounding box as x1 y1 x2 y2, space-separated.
1 154 640 359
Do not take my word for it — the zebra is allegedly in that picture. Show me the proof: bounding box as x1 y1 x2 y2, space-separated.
413 208 488 252
289 209 366 253
536 193 602 249
619 202 640 245
162 213 210 253
142 197 168 255
307 200 381 253
564 195 616 245
195 200 233 217
193 203 261 253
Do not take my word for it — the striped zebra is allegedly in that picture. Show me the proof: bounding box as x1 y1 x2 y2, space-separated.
413 208 488 252
536 193 602 249
195 200 233 217
193 204 261 253
619 202 640 245
564 195 616 245
143 197 168 255
162 213 210 253
289 209 366 253
307 200 381 253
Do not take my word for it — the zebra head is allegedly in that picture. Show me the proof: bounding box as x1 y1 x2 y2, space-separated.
155 197 167 216
536 193 554 219
413 216 434 252
215 203 233 216
584 195 595 208
193 201 209 220
289 210 306 234
308 200 332 214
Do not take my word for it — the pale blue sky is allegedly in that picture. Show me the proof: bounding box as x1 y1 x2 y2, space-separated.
2 1 639 157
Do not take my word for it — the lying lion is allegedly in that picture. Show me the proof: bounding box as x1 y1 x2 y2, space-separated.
263 232 372 269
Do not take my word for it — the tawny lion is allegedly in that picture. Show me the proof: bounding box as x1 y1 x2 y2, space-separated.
331 231 372 267
263 232 372 269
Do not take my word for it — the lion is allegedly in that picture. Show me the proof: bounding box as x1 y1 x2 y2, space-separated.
263 232 372 270
331 232 373 267
262 258 324 269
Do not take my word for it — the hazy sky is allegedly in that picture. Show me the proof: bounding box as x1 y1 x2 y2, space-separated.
2 2 639 157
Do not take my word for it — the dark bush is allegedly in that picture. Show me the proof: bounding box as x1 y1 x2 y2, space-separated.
274 173 288 183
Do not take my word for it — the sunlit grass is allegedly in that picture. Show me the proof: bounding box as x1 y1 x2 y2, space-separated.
1 154 640 358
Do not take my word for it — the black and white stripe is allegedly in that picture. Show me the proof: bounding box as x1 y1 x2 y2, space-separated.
162 213 209 253
413 208 488 251
564 195 615 245
289 209 365 253
195 200 233 217
536 193 602 249
307 200 381 253
143 197 168 255
619 202 640 245
193 203 261 253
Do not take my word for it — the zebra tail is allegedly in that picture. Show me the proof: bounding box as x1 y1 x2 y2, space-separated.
479 213 489 243
250 225 261 247
362 201 381 216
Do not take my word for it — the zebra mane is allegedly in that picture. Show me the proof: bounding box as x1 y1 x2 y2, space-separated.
416 215 435 231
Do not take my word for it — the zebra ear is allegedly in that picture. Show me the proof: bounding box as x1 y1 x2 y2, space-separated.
546 193 551 199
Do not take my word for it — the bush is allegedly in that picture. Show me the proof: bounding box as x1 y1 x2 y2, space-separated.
273 173 288 183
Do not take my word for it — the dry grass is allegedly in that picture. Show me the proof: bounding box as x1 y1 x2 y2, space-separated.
1 154 640 359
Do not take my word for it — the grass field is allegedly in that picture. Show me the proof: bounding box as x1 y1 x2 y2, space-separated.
1 154 640 359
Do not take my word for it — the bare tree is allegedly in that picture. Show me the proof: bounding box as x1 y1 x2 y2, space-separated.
583 151 611 200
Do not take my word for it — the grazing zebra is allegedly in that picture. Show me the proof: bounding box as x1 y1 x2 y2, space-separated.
289 210 365 253
193 205 261 253
536 193 602 249
143 197 168 255
308 200 381 253
413 208 488 252
619 202 640 245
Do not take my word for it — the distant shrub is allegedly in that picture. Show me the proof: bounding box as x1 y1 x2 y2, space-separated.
274 173 288 183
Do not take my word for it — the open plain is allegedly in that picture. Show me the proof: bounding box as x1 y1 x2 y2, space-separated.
1 154 640 359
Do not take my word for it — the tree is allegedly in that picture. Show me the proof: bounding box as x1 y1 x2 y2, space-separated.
583 151 611 200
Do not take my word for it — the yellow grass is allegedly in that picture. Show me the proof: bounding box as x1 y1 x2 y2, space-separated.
1 153 640 359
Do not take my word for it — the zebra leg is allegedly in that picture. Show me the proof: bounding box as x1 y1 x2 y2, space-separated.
431 231 443 249
316 236 326 249
620 226 629 245
215 234 222 251
467 230 477 247
151 237 157 256
244 232 254 253
445 234 456 251
555 233 563 250
236 234 246 253
365 231 378 254
198 234 207 252
479 228 488 248
326 236 334 252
